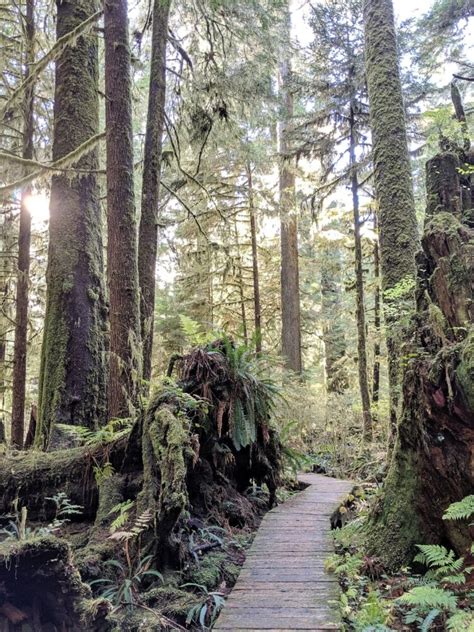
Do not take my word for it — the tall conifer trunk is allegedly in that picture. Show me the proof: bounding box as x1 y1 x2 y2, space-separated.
349 106 372 440
37 0 107 447
364 0 472 567
279 4 302 374
247 165 262 354
11 0 35 448
138 0 171 384
363 0 418 432
372 212 381 422
105 0 142 419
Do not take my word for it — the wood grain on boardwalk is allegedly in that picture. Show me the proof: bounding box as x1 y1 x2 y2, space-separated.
214 473 353 632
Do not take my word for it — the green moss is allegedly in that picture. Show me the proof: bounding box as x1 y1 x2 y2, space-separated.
456 332 474 410
93 473 123 528
366 412 422 569
36 0 107 448
188 551 226 590
143 585 200 617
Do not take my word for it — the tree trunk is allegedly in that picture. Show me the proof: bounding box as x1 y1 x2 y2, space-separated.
247 165 262 354
105 0 142 419
350 106 372 440
321 241 348 394
37 0 107 448
11 0 35 449
138 0 171 384
233 219 249 345
363 0 419 433
372 212 381 422
278 6 302 374
368 151 474 568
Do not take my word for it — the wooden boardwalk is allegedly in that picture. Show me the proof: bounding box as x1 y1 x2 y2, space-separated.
214 473 353 631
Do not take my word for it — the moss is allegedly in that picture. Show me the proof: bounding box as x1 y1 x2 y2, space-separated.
93 473 123 528
140 394 191 545
365 380 423 570
143 585 200 618
36 0 107 448
456 332 474 410
187 551 226 590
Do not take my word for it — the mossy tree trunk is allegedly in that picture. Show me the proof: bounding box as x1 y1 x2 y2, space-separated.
363 0 419 432
37 0 107 448
368 150 474 568
371 212 382 422
11 0 35 449
105 0 142 419
349 104 373 440
279 2 302 374
138 0 171 385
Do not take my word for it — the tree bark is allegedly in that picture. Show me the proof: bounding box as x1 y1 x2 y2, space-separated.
233 219 249 345
138 0 171 384
247 165 262 354
105 0 142 419
372 212 381 422
349 106 373 440
11 0 35 449
278 4 302 374
363 0 419 433
37 0 107 448
368 151 474 568
321 240 348 394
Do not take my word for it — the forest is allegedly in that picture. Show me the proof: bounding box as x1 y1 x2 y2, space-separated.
0 0 473 630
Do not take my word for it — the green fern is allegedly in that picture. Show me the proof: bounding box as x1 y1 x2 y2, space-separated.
446 610 474 631
109 500 135 534
443 495 474 522
399 586 458 610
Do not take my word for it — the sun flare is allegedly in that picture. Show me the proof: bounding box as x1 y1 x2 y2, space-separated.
23 193 50 222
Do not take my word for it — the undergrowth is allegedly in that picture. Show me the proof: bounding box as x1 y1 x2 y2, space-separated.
327 493 474 631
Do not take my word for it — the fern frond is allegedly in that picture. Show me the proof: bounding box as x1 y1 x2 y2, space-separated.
399 586 457 611
443 496 474 522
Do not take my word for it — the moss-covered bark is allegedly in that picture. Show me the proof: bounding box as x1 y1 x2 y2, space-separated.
11 0 35 449
363 0 419 429
37 0 107 448
104 0 142 419
138 0 171 384
368 151 474 568
279 1 302 374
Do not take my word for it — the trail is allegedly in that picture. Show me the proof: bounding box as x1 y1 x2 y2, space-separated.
214 473 353 631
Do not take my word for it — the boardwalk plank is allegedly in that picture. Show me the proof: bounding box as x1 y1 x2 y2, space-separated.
213 473 352 631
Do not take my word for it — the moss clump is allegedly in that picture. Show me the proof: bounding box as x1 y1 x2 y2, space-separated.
143 585 200 618
187 551 227 590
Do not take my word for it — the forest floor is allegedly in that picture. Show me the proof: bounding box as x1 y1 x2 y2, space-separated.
214 473 353 631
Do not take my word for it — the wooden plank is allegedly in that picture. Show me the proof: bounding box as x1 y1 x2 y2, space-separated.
213 473 353 632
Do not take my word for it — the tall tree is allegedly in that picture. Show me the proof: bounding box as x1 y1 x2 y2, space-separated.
279 4 302 374
37 0 107 447
349 105 373 439
105 0 141 419
363 0 418 431
138 0 171 384
11 0 35 448
247 164 262 354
